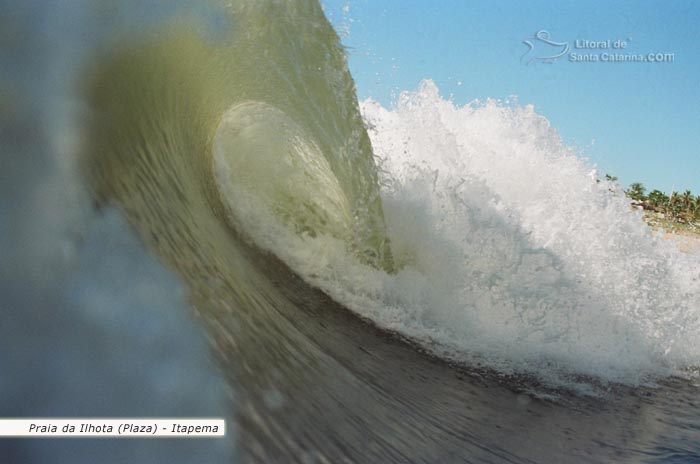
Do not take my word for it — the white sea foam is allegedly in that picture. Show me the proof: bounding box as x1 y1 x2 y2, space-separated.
214 80 700 387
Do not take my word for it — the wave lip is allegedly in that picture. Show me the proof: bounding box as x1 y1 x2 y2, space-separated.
358 81 700 385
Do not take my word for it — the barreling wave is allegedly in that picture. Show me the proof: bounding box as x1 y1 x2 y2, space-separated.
212 81 700 388
5 0 700 459
84 0 700 394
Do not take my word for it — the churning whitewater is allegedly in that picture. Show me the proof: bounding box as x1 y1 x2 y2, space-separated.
214 80 700 388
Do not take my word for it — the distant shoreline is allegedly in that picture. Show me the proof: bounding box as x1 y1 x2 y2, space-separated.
608 177 700 251
642 212 700 253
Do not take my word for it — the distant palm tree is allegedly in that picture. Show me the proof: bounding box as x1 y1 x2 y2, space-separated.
647 189 668 209
627 182 647 201
682 190 693 218
668 192 683 220
692 196 700 222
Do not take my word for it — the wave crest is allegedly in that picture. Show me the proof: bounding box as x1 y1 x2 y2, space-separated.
220 80 700 386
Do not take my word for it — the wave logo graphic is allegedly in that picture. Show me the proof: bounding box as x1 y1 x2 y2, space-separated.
521 30 570 65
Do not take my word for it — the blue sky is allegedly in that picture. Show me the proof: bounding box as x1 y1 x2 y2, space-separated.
322 0 700 194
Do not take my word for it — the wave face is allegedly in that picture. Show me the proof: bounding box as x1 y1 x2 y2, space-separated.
79 0 700 461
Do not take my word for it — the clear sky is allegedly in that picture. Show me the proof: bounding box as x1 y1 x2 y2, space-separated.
322 0 700 194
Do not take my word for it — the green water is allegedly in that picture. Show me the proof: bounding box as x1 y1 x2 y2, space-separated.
86 1 392 273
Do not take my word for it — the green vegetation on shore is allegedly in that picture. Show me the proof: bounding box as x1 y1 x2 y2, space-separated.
606 175 700 235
